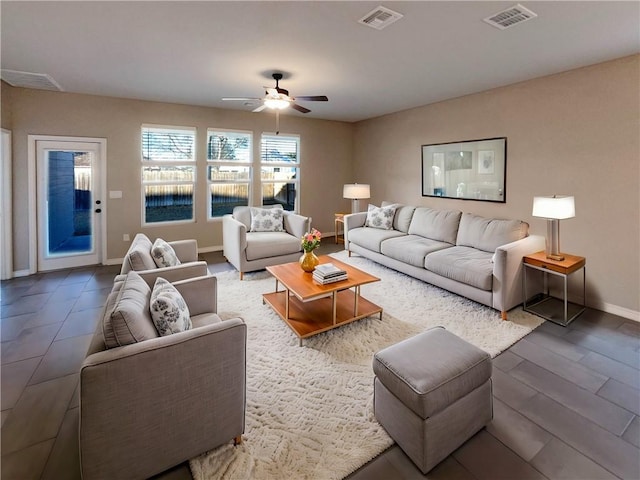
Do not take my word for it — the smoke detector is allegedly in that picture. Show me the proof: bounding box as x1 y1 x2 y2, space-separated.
0 69 63 91
483 4 537 30
359 6 403 30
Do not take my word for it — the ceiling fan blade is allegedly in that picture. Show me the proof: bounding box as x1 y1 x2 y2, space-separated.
252 104 267 113
291 103 311 114
222 97 260 101
294 95 328 102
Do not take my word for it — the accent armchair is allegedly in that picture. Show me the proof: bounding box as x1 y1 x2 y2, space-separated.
120 233 209 286
79 273 246 480
223 205 311 279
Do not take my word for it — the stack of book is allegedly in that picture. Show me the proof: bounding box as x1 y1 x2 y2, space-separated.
313 263 348 285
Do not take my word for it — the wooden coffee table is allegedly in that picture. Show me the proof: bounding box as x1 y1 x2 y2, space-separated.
263 255 383 346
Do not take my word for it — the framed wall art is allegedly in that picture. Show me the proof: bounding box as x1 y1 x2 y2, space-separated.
421 137 506 203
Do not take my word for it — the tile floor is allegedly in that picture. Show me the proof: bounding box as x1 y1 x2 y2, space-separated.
1 244 639 479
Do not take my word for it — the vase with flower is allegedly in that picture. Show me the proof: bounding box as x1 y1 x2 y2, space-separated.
300 228 322 272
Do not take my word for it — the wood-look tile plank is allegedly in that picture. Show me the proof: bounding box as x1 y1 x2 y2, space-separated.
564 329 640 369
531 437 619 480
509 338 608 393
384 446 478 480
493 351 524 372
597 378 640 415
524 329 589 361
510 360 634 435
41 407 81 480
1 356 41 409
579 351 640 390
1 323 62 365
485 398 552 461
491 368 538 410
1 373 77 455
0 439 55 480
520 393 640 479
453 430 547 480
623 416 640 448
28 334 93 385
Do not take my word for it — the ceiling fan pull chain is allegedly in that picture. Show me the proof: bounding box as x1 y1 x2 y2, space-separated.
276 111 280 135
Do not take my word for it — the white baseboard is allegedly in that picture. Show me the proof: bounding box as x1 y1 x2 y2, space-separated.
199 245 223 253
105 257 124 266
12 269 31 278
591 301 640 323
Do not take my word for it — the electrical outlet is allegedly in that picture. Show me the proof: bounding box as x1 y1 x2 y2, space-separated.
123 234 130 242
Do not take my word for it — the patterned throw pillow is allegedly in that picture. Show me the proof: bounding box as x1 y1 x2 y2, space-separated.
365 204 397 230
151 238 181 268
250 207 285 232
149 277 192 336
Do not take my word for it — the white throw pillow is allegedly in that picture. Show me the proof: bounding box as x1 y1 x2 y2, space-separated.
365 204 397 230
149 277 192 336
250 207 285 232
151 238 181 268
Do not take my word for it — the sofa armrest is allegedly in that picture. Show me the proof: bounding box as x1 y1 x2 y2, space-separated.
223 214 248 269
172 275 217 315
168 239 199 263
135 261 209 287
283 211 311 240
492 234 546 314
344 212 367 249
80 317 246 480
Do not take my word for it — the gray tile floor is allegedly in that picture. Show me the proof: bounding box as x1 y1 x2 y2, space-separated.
1 244 639 479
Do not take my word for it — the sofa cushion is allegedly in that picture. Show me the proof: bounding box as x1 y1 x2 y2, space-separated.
365 204 397 230
381 235 452 268
424 246 494 291
191 313 223 328
456 213 528 252
124 233 156 272
233 205 284 230
151 238 181 268
150 277 192 336
102 271 159 348
348 226 406 253
382 202 417 233
250 207 285 232
245 231 301 261
408 208 461 245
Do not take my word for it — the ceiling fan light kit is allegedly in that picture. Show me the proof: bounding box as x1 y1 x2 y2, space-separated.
222 72 328 114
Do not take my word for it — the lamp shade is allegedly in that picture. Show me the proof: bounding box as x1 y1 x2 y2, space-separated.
343 184 370 199
532 196 575 220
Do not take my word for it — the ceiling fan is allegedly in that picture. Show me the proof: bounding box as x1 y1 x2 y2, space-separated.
222 73 328 114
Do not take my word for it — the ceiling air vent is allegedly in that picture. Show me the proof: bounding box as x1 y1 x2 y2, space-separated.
359 6 403 30
483 4 537 30
0 69 63 91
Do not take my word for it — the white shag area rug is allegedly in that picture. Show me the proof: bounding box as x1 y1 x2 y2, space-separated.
189 251 544 480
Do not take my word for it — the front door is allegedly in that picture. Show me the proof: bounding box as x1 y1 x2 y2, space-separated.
36 140 103 271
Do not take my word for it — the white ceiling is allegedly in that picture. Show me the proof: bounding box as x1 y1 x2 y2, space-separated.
2 1 639 123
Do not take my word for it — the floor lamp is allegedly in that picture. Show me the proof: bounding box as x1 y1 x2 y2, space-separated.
532 195 575 261
343 184 370 214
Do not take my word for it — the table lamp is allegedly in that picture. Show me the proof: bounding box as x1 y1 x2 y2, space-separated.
532 195 575 261
343 184 370 214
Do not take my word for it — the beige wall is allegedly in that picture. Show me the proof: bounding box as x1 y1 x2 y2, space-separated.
354 55 640 315
2 86 354 270
3 55 639 316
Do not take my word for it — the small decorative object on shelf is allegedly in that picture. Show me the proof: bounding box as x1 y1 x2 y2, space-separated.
300 229 322 272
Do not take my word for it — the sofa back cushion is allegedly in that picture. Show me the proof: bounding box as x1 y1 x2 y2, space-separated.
456 213 529 252
381 201 416 233
408 207 462 245
102 271 159 349
121 233 156 273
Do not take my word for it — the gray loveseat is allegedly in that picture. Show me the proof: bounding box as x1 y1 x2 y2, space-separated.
80 272 246 480
344 203 545 319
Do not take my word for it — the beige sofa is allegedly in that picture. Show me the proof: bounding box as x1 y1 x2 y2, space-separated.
345 203 545 319
79 272 246 480
223 205 311 279
121 233 209 285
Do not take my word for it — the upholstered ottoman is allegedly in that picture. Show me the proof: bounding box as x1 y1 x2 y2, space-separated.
373 326 493 474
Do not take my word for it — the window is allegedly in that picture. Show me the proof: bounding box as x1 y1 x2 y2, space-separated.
207 129 252 218
261 134 300 212
141 125 196 224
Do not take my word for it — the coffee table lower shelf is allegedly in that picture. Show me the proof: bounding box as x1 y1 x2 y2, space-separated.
263 289 383 345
